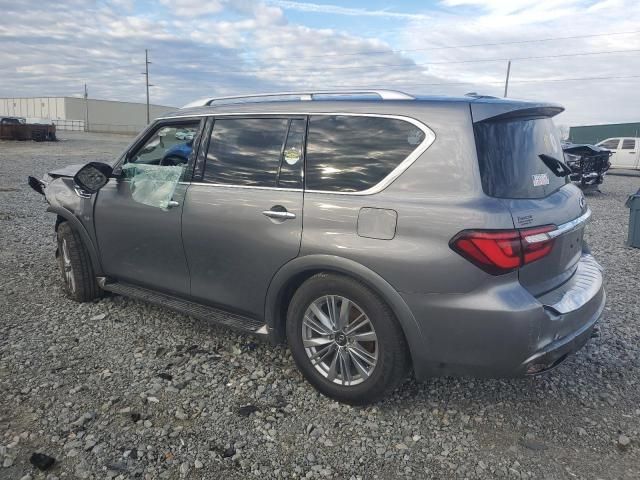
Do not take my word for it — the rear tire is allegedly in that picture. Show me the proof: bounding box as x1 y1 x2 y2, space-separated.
56 222 102 302
286 273 409 405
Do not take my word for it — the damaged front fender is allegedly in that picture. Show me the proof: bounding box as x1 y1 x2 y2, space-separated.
28 170 105 276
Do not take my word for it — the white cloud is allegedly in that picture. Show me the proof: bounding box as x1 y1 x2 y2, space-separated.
157 0 225 16
396 0 640 124
267 1 429 20
0 0 637 125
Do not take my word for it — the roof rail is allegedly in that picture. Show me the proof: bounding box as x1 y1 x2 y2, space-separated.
181 90 414 108
465 92 499 99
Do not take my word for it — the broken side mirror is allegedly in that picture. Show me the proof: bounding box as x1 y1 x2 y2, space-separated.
73 162 113 193
28 175 47 195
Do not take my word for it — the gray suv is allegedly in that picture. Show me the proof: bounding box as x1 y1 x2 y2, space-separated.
30 90 605 405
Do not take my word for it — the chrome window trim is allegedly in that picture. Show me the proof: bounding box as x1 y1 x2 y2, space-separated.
158 111 436 196
183 181 303 193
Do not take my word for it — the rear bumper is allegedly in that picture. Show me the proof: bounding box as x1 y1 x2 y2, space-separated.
402 252 605 380
522 291 603 375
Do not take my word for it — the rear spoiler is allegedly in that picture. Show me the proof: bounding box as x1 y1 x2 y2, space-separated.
470 99 564 123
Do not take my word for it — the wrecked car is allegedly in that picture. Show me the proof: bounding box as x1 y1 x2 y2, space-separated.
0 116 57 141
563 143 611 190
29 90 605 405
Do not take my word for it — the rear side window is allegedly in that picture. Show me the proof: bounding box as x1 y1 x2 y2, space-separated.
600 138 620 150
621 139 636 149
305 115 426 192
203 118 289 187
474 117 568 199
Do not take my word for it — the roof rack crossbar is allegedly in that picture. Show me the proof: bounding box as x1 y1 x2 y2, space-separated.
182 90 414 108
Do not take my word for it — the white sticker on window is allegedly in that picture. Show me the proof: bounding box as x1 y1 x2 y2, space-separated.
284 147 301 165
532 173 550 187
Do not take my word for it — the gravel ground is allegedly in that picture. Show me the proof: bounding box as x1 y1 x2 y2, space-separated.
1 132 639 480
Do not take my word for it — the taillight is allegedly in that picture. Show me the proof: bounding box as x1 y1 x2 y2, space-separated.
450 225 556 275
520 225 556 264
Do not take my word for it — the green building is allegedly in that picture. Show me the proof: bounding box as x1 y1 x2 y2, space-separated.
569 122 640 145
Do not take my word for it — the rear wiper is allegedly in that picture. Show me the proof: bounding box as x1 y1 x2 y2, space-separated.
539 154 573 177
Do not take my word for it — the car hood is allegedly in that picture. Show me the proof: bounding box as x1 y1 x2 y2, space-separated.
563 144 611 155
48 163 86 178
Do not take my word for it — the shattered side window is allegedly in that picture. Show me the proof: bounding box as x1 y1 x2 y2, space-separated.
121 164 185 209
123 121 200 209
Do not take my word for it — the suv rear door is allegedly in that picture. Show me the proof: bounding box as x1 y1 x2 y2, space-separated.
472 108 588 296
181 116 305 319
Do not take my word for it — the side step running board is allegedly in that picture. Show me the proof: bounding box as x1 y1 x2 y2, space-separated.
99 279 268 337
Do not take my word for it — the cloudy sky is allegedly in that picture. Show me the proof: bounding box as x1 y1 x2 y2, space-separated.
1 0 639 126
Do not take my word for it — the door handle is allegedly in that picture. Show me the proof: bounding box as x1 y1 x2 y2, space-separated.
262 209 296 220
167 200 180 208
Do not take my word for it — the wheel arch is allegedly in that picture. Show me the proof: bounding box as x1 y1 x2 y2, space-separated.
48 206 104 276
264 255 424 365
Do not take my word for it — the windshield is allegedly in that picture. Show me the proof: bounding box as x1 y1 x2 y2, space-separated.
474 117 568 199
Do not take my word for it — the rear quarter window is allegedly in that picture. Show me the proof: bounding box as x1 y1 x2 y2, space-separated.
305 115 426 192
474 117 568 199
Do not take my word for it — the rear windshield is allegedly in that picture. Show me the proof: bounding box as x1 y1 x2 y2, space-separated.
474 117 568 199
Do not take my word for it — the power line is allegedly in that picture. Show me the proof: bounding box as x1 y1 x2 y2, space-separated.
209 48 640 75
276 29 640 61
313 74 640 89
401 48 640 67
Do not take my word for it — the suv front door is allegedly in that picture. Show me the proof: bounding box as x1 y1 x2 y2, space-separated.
182 116 305 318
94 119 203 295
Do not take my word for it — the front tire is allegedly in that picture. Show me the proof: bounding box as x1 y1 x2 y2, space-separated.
286 273 409 405
56 222 102 302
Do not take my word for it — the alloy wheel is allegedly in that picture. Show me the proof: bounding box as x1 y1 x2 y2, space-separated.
301 295 378 386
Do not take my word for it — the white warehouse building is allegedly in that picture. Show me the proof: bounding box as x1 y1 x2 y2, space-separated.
0 96 175 134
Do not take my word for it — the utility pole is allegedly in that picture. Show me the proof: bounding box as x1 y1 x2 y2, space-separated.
84 83 89 132
503 60 512 98
142 49 152 124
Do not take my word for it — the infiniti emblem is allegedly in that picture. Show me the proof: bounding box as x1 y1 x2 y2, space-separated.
579 195 585 209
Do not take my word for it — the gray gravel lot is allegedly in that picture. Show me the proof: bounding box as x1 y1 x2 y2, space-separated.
1 132 640 480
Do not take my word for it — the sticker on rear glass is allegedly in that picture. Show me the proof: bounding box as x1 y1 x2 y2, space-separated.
532 173 550 187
